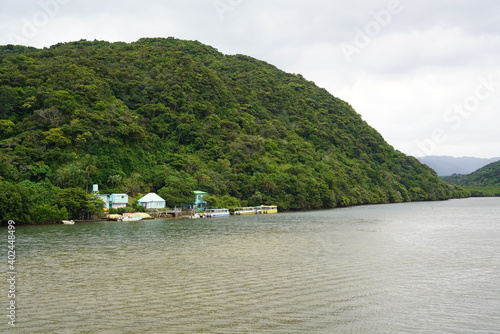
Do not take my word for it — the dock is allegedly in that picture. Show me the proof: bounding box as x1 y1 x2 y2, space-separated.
153 208 183 218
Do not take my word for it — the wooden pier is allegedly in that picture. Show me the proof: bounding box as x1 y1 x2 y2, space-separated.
153 208 183 218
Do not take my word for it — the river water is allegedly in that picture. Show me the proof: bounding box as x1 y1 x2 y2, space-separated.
3 198 500 333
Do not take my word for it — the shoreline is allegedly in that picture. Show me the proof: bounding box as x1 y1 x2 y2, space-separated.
0 214 192 227
2 196 497 227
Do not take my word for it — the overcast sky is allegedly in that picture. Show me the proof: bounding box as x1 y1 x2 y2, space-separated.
2 0 499 158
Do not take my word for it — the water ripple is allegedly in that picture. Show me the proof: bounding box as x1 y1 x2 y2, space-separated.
6 198 500 333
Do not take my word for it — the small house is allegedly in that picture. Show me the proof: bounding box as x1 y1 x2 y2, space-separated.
96 194 111 210
193 191 207 210
138 193 166 209
109 193 129 209
91 185 128 210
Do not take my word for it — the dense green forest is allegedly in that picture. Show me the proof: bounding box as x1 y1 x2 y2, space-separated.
442 161 500 196
0 38 468 223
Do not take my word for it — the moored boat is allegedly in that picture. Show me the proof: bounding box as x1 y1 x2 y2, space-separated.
204 208 230 218
130 212 153 220
234 207 256 215
62 220 75 224
255 205 278 214
119 212 152 221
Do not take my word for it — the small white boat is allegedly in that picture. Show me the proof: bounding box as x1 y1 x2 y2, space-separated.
189 213 202 219
62 220 75 225
204 208 230 218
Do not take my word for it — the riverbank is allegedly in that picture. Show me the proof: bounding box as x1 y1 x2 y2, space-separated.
2 192 491 227
0 213 193 227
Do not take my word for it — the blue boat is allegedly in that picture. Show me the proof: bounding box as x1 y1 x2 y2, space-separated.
204 208 230 218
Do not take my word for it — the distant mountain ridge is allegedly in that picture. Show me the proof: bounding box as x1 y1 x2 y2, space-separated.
418 156 500 176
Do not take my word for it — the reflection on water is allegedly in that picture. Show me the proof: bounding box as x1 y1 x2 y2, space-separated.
5 198 500 333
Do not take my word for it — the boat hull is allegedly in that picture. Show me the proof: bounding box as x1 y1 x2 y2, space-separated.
120 217 143 221
234 207 257 215
234 211 256 215
205 213 230 218
259 209 278 214
204 209 230 218
256 205 278 214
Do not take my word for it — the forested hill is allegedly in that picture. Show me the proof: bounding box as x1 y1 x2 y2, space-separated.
0 38 468 221
442 161 500 187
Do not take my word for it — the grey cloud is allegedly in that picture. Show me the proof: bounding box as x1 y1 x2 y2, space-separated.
0 0 498 157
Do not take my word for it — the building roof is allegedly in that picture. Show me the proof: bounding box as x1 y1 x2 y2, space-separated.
138 193 165 203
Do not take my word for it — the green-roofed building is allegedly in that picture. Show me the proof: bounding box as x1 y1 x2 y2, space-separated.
192 191 207 210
